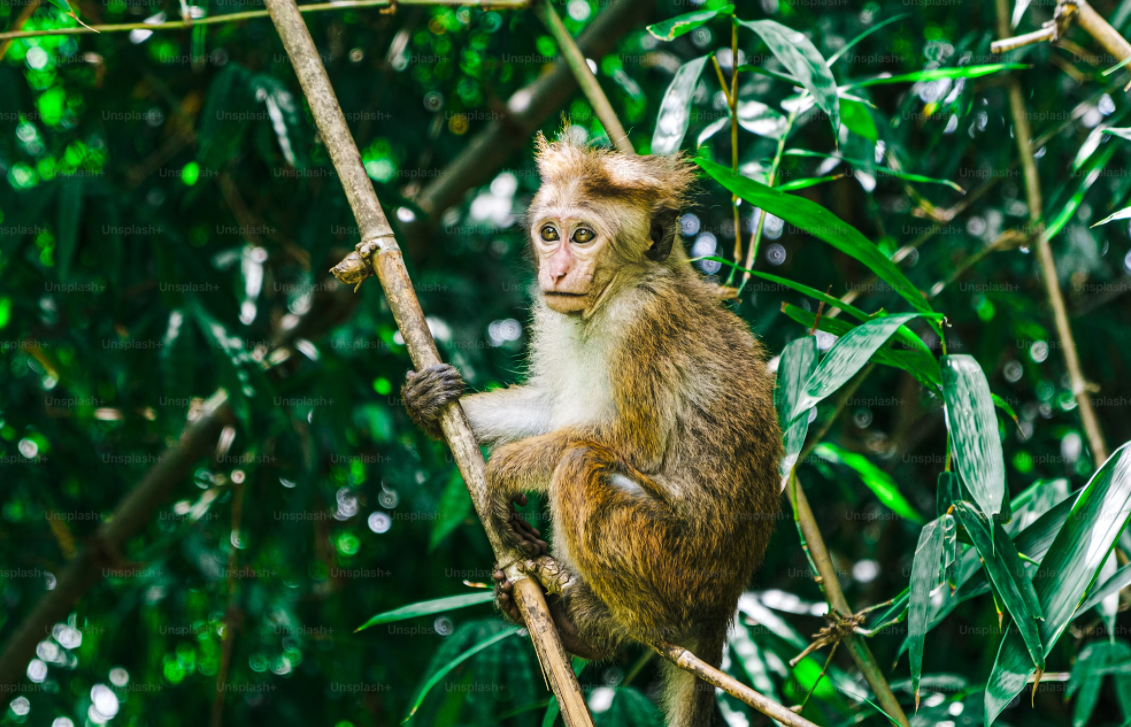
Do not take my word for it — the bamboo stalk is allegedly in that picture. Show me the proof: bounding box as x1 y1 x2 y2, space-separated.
649 641 821 727
994 0 1110 463
260 0 593 723
533 0 632 154
0 0 529 41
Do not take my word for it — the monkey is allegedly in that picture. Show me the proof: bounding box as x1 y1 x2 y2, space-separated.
402 131 782 727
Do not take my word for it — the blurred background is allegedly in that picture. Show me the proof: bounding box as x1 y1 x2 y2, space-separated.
2 0 1131 724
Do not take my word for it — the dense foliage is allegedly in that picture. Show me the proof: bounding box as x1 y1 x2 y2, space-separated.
4 0 1131 725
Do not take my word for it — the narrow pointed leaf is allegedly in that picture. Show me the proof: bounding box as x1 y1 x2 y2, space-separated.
356 592 494 632
909 518 944 707
1092 204 1131 227
942 355 1006 521
841 98 878 141
737 99 788 138
847 64 1026 88
985 445 1131 725
646 5 733 41
652 55 709 155
738 19 840 137
696 158 933 314
403 626 521 721
775 336 819 483
952 502 1044 670
791 312 921 420
828 14 910 65
815 444 926 523
1076 562 1131 616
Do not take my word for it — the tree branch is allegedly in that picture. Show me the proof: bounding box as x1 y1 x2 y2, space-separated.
0 0 530 41
995 0 1110 462
533 0 633 154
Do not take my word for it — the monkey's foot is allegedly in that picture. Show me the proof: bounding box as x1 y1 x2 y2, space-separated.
492 563 603 660
402 364 464 437
521 554 578 598
503 493 549 556
493 564 525 625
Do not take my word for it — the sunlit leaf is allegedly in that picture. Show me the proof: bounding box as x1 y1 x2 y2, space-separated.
847 63 1026 88
696 158 933 314
942 355 1006 522
908 518 943 708
815 444 926 523
775 336 819 483
736 99 788 139
646 5 733 41
841 98 878 142
356 592 494 632
652 55 710 155
737 19 840 137
403 625 521 721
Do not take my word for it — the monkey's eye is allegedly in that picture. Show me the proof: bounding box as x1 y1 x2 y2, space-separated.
540 226 559 242
572 228 595 244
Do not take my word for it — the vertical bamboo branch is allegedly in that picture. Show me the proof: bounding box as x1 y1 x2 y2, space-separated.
534 0 633 154
260 1 594 724
994 0 1110 462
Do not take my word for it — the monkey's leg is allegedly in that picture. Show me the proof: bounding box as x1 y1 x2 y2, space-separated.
485 430 583 555
546 442 682 647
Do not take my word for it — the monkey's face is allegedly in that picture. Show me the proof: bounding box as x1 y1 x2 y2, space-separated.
530 212 619 316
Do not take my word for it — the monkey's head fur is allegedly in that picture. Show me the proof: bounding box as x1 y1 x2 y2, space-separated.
527 130 697 317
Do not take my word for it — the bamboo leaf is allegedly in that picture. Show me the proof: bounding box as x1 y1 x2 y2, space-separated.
841 98 878 142
985 444 1131 725
847 63 1026 88
738 19 840 138
815 443 926 522
778 174 846 191
1076 562 1131 616
1092 204 1131 228
737 99 788 139
646 5 733 41
952 502 1044 670
790 312 922 420
356 592 494 632
942 355 1006 522
696 158 933 314
827 14 910 65
652 55 710 155
402 626 521 721
909 518 944 708
775 335 819 483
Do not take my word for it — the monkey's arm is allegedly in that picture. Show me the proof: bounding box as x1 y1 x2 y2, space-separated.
461 385 552 446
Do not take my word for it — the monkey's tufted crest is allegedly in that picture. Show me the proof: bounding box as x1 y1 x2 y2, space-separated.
533 128 697 217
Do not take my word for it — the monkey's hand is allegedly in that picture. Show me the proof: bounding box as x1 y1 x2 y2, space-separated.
402 364 465 438
493 567 603 660
494 493 549 556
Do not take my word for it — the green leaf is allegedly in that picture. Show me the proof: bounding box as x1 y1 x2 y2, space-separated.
827 14 910 65
646 5 733 41
1046 144 1117 239
815 444 926 523
1076 562 1131 616
736 99 788 139
738 19 840 138
1068 641 1131 726
429 470 472 551
775 336 819 482
909 518 944 707
402 625 521 721
1092 204 1131 227
790 312 922 420
778 174 845 191
1104 127 1131 141
56 176 83 284
696 158 932 314
847 63 1027 88
985 444 1131 725
783 149 964 191
952 502 1044 671
652 55 710 155
841 98 878 142
780 304 942 390
356 592 494 632
942 355 1006 522
735 64 800 86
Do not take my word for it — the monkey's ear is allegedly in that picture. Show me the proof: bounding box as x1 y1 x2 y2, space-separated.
646 209 679 261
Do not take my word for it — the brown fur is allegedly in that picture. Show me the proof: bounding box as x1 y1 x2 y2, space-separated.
405 133 782 727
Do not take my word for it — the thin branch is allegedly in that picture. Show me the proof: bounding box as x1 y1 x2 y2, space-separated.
0 0 530 41
262 0 594 723
991 0 1131 69
534 0 632 154
995 0 1110 462
0 0 41 58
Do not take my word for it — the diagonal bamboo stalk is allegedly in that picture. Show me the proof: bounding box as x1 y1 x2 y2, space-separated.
0 0 529 41
533 0 632 154
0 1 644 696
260 0 594 723
994 0 1110 463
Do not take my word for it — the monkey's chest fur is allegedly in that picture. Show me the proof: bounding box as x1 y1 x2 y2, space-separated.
527 284 782 641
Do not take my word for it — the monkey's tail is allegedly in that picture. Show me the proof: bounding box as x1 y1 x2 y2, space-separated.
658 631 725 727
